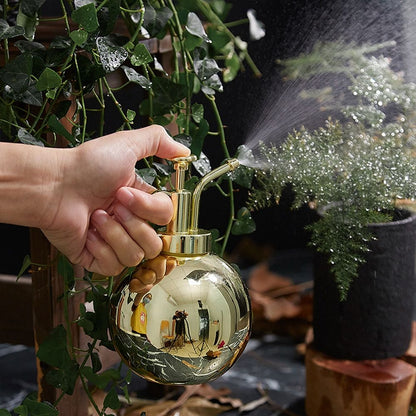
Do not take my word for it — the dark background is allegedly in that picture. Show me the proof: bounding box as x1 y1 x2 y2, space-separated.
0 0 405 274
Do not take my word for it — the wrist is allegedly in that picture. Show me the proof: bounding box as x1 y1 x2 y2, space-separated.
0 143 66 229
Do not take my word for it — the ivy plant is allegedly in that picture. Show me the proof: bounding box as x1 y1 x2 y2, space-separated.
0 0 263 413
249 42 416 300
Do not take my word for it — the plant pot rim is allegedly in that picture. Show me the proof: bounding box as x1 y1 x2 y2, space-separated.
317 203 416 227
367 210 416 227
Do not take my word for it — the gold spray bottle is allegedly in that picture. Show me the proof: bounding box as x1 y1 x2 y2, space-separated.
109 156 252 385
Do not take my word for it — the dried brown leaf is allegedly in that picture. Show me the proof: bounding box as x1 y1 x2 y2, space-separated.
238 396 268 413
248 263 293 293
193 384 242 408
124 384 241 416
250 291 301 322
128 396 232 416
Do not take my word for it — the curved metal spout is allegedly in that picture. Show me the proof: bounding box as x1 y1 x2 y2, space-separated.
190 158 240 232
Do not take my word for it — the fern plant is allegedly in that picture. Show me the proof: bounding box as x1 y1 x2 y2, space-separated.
249 42 416 300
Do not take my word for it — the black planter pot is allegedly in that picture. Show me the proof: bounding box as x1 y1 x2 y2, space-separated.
313 211 416 360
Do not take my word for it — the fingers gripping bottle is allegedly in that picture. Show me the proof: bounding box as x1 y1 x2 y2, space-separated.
109 156 252 385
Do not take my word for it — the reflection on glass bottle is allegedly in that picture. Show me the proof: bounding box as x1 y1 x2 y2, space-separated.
131 293 152 336
110 253 251 384
109 156 252 385
172 310 188 347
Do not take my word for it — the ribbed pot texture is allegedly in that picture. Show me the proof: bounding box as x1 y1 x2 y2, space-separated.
313 212 416 360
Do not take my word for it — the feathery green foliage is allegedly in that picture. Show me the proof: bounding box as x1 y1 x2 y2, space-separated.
250 42 416 299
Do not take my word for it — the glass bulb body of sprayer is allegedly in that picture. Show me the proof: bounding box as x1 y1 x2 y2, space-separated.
109 156 252 385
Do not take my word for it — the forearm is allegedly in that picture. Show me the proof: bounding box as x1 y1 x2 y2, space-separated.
0 142 64 228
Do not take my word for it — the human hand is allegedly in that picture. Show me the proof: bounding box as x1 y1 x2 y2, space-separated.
41 125 189 275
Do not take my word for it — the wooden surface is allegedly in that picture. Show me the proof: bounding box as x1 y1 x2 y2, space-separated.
0 274 33 346
30 228 89 414
306 346 416 416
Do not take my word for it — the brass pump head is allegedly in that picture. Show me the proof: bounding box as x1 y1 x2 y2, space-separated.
160 155 240 256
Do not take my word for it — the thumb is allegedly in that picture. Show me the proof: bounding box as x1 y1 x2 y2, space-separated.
127 125 190 160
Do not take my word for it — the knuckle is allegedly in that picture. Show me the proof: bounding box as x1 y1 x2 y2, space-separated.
150 124 166 137
145 238 163 259
109 264 124 276
152 193 174 225
126 249 144 267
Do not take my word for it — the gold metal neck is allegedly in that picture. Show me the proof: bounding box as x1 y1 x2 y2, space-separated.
160 155 240 256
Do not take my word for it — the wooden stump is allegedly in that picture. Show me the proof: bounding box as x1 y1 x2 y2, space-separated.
306 346 416 416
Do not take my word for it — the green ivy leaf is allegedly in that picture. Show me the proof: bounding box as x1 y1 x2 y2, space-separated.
191 103 204 123
153 162 172 177
126 109 136 122
193 56 221 81
152 77 187 106
136 168 157 185
207 26 230 53
224 52 240 83
0 19 24 40
91 351 102 373
130 43 153 66
69 29 88 46
76 314 94 332
210 229 222 255
97 0 120 35
96 36 128 72
201 74 223 94
19 0 46 18
58 254 75 290
45 38 72 67
48 114 76 146
15 82 43 106
76 54 106 90
143 5 173 38
174 133 192 148
72 3 99 33
185 12 210 43
45 360 79 395
209 0 232 20
0 54 32 94
17 128 44 147
15 40 45 54
231 165 254 188
45 88 57 99
0 101 12 139
36 68 62 91
22 396 58 416
104 387 121 410
16 10 38 41
17 254 32 279
190 118 209 157
121 66 152 89
82 284 113 347
176 113 187 130
184 176 199 192
37 325 72 369
0 409 12 416
76 303 95 334
184 32 203 51
81 366 121 390
50 100 72 120
13 405 28 416
231 207 256 235
151 115 172 126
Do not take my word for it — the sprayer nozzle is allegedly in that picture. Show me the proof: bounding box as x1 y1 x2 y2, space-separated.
227 158 240 171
